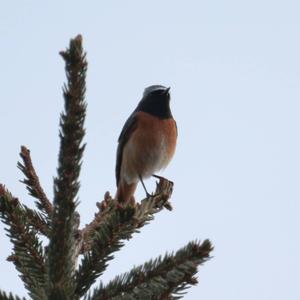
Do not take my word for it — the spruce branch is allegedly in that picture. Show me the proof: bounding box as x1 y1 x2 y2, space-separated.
80 178 173 253
0 195 50 238
87 240 212 300
75 178 173 297
0 290 26 300
23 206 50 237
79 192 112 254
75 202 135 297
0 186 47 300
47 34 87 299
18 146 52 220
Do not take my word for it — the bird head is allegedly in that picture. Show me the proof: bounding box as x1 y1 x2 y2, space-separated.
138 85 172 119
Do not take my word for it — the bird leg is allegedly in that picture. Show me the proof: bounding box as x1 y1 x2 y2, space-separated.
138 174 152 198
139 175 172 199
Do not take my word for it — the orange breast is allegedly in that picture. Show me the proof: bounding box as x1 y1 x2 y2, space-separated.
121 112 177 184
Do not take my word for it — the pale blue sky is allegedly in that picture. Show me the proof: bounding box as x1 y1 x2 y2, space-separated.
1 1 300 299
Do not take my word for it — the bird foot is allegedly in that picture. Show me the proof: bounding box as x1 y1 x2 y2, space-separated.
152 174 174 185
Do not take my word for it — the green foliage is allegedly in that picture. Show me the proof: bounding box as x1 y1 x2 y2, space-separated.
0 35 213 300
86 240 212 300
47 35 87 299
75 181 174 297
0 290 26 300
17 146 52 222
0 188 47 300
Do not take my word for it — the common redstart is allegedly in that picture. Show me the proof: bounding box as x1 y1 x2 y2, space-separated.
115 85 177 203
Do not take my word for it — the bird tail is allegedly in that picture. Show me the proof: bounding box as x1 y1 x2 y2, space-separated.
115 180 137 204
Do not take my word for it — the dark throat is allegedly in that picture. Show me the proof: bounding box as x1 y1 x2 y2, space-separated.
138 99 172 119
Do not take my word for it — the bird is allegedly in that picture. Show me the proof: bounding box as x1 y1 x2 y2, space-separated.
115 85 177 203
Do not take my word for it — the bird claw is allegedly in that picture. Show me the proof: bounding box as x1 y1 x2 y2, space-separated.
152 174 174 185
141 174 174 200
146 191 160 198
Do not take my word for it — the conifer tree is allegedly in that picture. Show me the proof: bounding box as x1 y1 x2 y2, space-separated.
0 35 213 300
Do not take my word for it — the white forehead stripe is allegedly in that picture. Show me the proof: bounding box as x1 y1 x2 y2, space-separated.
143 85 167 96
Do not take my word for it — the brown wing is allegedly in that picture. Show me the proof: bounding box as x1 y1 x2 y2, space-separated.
115 112 138 185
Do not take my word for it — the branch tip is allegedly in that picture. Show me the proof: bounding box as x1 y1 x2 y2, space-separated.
18 145 53 217
0 184 5 196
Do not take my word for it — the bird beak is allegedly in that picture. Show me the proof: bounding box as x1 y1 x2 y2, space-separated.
164 87 171 95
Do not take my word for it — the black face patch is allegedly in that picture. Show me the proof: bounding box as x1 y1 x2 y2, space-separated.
138 89 172 119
